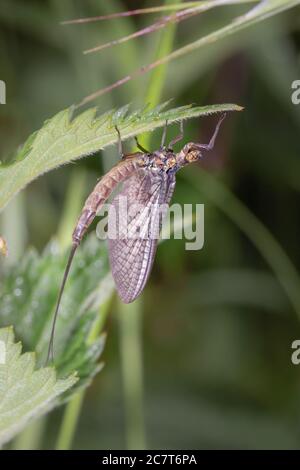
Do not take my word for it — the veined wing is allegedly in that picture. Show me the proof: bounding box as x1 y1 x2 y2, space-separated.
108 169 176 303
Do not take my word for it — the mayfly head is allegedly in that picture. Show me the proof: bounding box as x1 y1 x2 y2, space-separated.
186 148 202 163
175 143 202 168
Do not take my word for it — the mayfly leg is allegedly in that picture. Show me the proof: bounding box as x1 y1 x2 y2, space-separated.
115 125 149 157
160 120 168 149
198 113 226 151
178 113 227 166
169 121 184 149
134 136 149 154
115 125 124 158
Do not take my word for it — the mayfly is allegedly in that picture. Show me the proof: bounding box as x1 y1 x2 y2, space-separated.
46 113 226 362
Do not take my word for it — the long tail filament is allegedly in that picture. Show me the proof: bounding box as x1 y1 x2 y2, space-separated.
46 243 78 365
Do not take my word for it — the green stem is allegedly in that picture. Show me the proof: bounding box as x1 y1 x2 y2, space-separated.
55 391 85 451
118 298 146 450
11 418 46 450
57 168 87 249
55 297 111 450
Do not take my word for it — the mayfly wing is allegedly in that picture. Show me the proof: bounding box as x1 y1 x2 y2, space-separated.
108 169 176 303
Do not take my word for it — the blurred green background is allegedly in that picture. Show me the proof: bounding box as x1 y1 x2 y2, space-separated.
1 0 300 449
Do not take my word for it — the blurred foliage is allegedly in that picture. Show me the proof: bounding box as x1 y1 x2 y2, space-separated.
0 327 77 447
0 0 300 450
0 236 111 387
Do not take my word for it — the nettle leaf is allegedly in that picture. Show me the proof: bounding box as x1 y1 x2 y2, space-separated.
0 102 242 211
0 327 77 447
0 236 113 393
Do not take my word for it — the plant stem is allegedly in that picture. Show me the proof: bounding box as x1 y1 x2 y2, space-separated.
118 298 146 449
55 297 111 450
62 3 204 25
11 418 46 450
55 391 84 451
57 168 87 249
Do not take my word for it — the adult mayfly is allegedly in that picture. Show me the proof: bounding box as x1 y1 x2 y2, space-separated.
47 113 226 362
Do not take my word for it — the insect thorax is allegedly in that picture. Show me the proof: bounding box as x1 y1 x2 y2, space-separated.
140 149 177 173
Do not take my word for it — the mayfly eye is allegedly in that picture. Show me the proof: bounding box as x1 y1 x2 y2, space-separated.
187 150 200 163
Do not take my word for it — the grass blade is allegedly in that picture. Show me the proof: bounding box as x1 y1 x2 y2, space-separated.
78 0 297 106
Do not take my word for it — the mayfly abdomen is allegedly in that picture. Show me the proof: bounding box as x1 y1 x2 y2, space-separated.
72 156 142 245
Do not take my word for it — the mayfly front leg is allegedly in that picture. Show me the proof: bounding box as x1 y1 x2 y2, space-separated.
179 113 226 160
160 119 184 150
197 112 226 151
169 121 184 149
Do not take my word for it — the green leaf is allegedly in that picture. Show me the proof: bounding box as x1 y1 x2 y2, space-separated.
0 236 114 393
0 102 242 211
0 327 77 446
